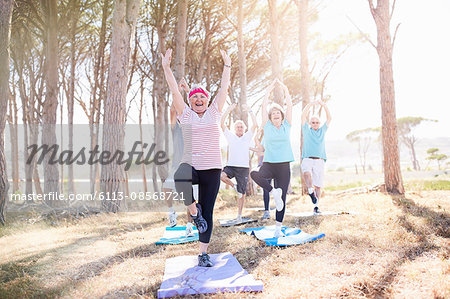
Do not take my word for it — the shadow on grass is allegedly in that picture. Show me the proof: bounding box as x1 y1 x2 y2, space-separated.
0 261 61 298
99 281 161 298
0 218 165 297
391 195 449 238
37 242 162 298
341 194 446 297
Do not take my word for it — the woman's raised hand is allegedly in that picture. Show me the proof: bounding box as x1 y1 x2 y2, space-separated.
220 50 231 66
179 77 189 93
160 49 172 67
241 103 251 112
267 80 277 92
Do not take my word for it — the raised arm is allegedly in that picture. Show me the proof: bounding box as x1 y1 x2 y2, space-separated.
301 102 314 126
215 50 232 112
319 100 332 126
242 104 258 133
261 80 276 127
277 79 293 125
221 103 236 131
178 77 190 94
161 49 185 115
250 128 265 155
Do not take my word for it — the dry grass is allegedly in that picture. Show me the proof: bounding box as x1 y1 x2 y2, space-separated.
0 190 449 298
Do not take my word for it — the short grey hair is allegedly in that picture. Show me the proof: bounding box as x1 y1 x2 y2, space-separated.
309 115 320 122
234 120 247 130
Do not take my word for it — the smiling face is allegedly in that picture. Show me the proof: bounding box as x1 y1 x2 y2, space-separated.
234 121 246 137
310 116 321 130
269 107 283 126
189 92 208 114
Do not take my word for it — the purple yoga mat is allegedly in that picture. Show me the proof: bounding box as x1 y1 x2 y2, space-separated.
157 252 263 298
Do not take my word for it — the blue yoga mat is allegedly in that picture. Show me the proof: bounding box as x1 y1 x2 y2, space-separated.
239 225 325 246
156 226 199 245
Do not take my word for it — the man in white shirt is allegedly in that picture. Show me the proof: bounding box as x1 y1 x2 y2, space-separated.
221 103 257 222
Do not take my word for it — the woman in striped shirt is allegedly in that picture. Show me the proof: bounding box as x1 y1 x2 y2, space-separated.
161 49 231 267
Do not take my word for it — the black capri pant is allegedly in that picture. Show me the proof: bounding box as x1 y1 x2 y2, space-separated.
251 162 291 223
174 163 221 243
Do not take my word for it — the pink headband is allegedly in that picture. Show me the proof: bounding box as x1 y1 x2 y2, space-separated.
189 88 209 99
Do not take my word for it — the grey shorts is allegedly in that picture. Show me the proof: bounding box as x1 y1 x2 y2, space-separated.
223 166 249 195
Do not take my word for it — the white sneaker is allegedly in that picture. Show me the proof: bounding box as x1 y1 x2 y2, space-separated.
185 222 194 237
168 211 177 227
236 215 242 223
272 188 284 211
262 211 270 220
274 229 285 239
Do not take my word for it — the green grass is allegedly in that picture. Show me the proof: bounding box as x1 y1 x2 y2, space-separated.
321 179 450 192
405 180 450 191
324 181 370 192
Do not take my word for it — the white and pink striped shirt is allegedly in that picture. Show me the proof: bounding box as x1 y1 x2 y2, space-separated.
177 101 223 170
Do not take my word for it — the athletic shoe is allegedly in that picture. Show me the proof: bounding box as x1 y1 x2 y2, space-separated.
191 203 208 234
274 229 285 239
309 191 318 205
236 215 242 223
313 206 321 214
262 210 270 220
272 188 284 211
185 222 195 237
168 211 177 227
198 253 213 267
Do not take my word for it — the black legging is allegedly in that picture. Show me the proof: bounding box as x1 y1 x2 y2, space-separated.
251 162 290 222
263 179 272 211
174 163 221 243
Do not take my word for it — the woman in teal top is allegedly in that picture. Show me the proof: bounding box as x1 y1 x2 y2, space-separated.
250 79 294 238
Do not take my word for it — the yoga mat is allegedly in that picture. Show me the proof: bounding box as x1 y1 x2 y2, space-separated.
155 226 198 245
240 225 325 246
246 207 276 211
157 252 263 298
218 217 257 227
286 211 356 217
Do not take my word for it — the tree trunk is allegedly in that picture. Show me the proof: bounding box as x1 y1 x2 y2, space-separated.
267 0 283 104
101 0 141 212
369 0 404 194
296 0 310 195
30 124 43 195
8 90 19 193
90 0 110 195
139 78 147 192
406 138 419 171
155 28 167 191
0 0 13 224
174 0 188 82
67 0 79 195
411 144 419 171
42 0 60 202
235 0 254 196
197 32 211 83
23 116 33 196
237 0 248 124
15 62 33 196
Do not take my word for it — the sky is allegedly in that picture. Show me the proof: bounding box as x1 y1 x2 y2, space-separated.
309 0 450 140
